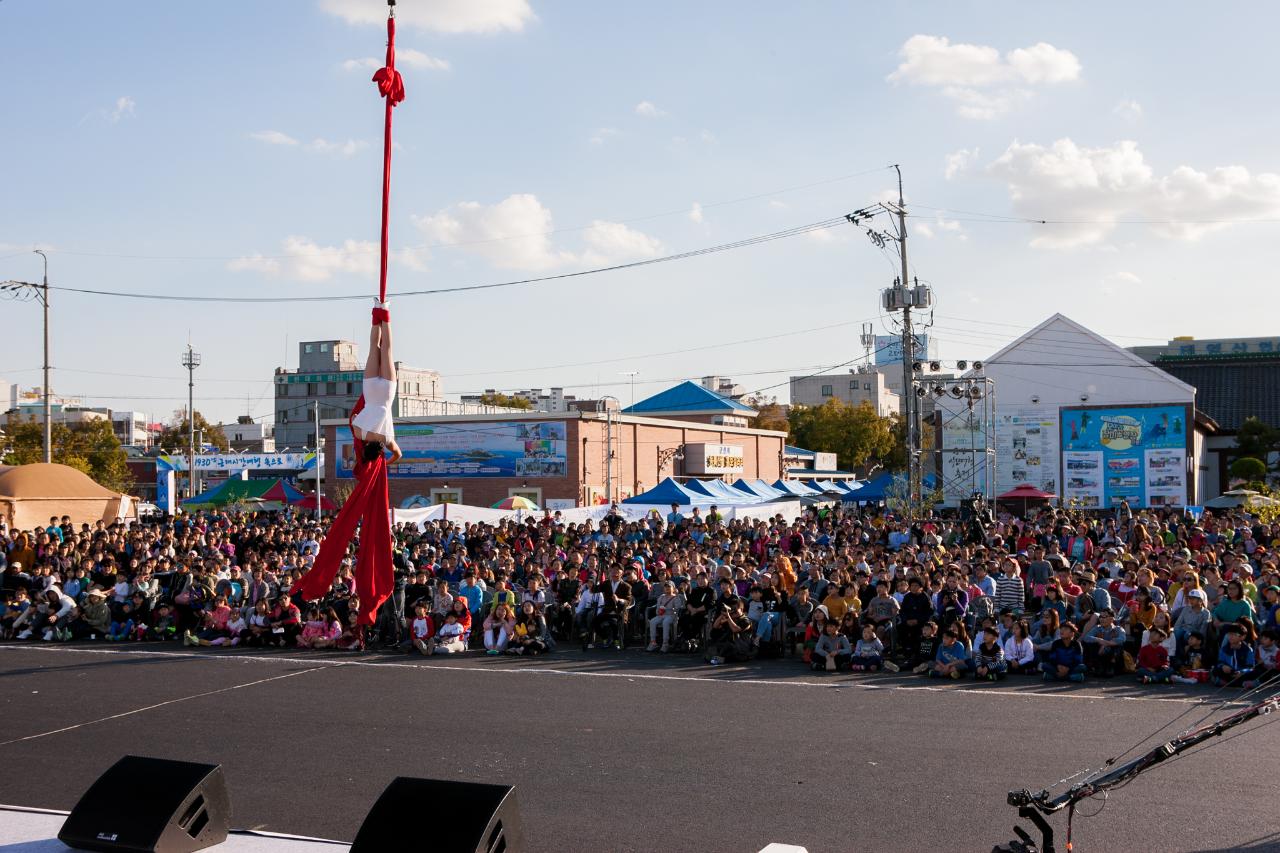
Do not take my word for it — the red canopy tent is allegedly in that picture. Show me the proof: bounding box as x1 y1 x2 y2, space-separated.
997 483 1057 517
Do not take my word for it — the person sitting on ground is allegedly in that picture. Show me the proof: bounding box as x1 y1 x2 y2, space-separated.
705 597 751 666
242 599 273 647
432 609 467 654
811 618 852 672
1083 609 1126 677
851 623 896 672
974 625 1007 681
802 606 830 666
185 593 234 647
1136 626 1173 684
408 602 435 656
483 602 516 655
69 588 111 640
1243 628 1280 688
1173 588 1210 644
297 605 330 649
509 601 548 656
1003 620 1037 675
864 581 901 647
223 607 248 648
308 608 343 650
1040 622 1087 683
908 620 941 674
269 593 302 647
149 602 176 642
1214 625 1255 687
931 624 972 680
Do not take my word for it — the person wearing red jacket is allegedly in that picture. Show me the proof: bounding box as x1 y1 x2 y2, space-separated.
1136 626 1173 684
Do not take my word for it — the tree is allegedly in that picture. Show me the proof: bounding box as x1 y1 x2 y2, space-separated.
1236 418 1280 470
787 399 900 472
1230 456 1268 486
477 392 534 410
745 394 789 433
883 472 943 519
157 409 229 453
2 417 130 491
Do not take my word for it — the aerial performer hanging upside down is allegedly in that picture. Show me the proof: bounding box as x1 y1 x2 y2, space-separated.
291 0 405 626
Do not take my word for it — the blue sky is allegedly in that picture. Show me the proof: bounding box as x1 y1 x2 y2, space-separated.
3 0 1279 426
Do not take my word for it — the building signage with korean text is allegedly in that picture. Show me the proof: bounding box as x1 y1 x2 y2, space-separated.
684 443 745 475
1059 404 1190 509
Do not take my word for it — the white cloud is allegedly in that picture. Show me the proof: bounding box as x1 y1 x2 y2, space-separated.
412 194 661 271
688 202 704 224
306 138 368 157
588 127 619 146
944 147 979 180
250 130 299 146
342 49 450 72
1113 99 1143 122
913 222 935 239
699 129 717 144
888 35 1080 118
580 221 663 266
1107 271 1143 284
987 137 1280 248
634 100 666 118
320 0 533 34
110 96 136 122
228 237 424 281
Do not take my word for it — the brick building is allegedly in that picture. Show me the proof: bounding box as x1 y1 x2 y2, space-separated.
322 408 786 509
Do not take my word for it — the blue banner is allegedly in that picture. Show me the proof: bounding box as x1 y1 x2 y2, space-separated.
1059 404 1190 509
336 421 567 479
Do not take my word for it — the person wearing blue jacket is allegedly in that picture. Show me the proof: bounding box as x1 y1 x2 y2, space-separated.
1214 626 1256 687
930 623 973 679
1040 622 1086 682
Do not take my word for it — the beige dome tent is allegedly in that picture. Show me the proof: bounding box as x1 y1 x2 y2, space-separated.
0 463 135 530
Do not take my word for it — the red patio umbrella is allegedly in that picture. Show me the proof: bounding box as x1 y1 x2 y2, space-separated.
997 483 1056 517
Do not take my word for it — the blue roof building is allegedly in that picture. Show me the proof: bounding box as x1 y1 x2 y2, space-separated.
622 381 757 427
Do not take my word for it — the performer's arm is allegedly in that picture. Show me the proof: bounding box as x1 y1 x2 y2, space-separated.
387 439 403 464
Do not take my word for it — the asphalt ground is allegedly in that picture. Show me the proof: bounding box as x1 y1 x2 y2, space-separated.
1 643 1278 853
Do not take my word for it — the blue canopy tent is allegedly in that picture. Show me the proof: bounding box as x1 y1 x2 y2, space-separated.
833 480 863 493
622 477 716 505
685 479 762 504
808 480 844 494
847 471 937 502
732 479 787 500
772 479 824 497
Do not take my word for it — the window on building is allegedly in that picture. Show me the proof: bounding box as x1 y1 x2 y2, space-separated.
320 343 329 352
509 487 542 505
325 382 337 395
278 410 289 423
821 384 833 396
849 380 858 391
304 344 314 354
864 383 872 391
431 488 462 505
345 382 354 395
307 383 317 396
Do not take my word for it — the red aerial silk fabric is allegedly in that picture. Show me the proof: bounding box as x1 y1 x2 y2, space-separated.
290 398 393 625
371 14 404 303
292 8 404 625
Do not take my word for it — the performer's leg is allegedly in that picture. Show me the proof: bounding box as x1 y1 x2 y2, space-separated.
377 322 395 382
365 324 382 380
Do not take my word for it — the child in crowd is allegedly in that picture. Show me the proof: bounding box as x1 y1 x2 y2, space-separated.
2 589 31 639
297 606 330 649
908 620 941 674
1136 626 1173 684
1083 609 1126 677
1002 620 1036 675
1244 629 1280 688
851 623 897 672
802 607 830 665
973 626 1007 681
1040 622 1086 683
1214 626 1255 687
812 619 851 672
149 603 176 641
432 610 467 654
931 624 972 679
409 602 435 655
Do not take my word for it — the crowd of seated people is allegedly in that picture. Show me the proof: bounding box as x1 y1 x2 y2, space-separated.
4 501 1279 692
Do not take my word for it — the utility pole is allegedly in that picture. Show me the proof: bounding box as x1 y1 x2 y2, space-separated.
182 345 201 499
34 250 50 463
874 166 930 521
618 371 639 408
600 395 619 503
314 399 322 519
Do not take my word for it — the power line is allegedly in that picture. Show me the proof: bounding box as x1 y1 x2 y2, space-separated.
44 217 851 304
14 166 893 262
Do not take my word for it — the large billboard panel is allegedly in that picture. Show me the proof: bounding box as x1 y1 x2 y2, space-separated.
1059 404 1190 509
995 407 1060 497
336 421 567 479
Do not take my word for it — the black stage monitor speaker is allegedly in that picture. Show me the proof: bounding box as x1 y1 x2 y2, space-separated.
58 755 230 853
351 777 523 853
